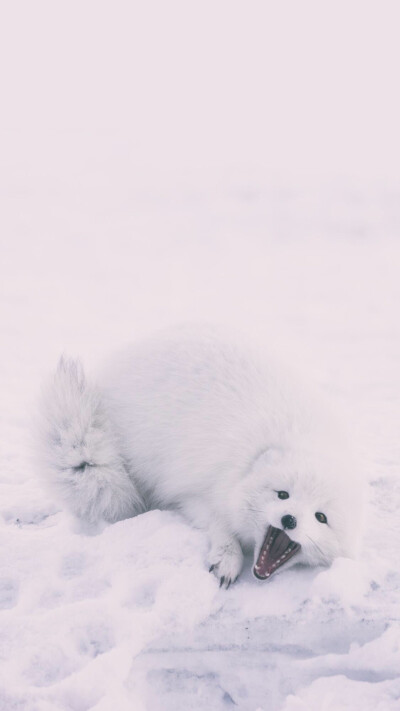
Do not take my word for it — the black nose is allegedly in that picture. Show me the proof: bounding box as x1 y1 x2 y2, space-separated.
281 514 297 530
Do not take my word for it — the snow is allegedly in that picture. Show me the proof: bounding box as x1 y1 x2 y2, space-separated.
1 2 400 709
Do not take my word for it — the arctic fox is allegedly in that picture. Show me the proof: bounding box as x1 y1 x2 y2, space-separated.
37 326 363 587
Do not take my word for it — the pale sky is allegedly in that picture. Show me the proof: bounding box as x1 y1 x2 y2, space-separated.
1 1 400 182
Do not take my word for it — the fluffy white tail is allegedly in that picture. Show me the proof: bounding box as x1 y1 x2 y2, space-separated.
36 357 144 523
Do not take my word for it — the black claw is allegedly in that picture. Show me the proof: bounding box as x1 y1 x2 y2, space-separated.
226 579 231 589
219 576 225 588
209 564 215 573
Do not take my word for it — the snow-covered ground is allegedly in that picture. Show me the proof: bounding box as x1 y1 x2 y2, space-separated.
1 143 399 709
1 2 400 709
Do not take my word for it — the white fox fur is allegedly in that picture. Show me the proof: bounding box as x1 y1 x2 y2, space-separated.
36 326 363 586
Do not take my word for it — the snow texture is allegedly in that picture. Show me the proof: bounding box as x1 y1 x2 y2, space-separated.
1 2 400 709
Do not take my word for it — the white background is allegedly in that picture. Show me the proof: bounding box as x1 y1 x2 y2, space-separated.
1 2 400 709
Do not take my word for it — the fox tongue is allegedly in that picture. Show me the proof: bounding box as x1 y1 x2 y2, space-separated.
253 525 301 580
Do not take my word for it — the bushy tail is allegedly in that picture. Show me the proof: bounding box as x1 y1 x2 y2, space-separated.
36 357 144 524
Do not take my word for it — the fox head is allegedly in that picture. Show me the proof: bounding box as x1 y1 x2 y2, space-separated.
230 444 365 578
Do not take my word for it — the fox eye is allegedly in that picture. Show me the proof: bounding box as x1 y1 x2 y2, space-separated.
315 512 327 524
277 491 289 500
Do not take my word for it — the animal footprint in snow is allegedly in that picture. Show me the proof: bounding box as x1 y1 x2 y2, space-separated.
60 551 89 579
0 578 19 609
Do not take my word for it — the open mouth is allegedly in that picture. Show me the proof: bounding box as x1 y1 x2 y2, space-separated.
253 525 301 580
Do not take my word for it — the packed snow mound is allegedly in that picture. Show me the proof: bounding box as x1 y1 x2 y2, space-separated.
0 482 398 711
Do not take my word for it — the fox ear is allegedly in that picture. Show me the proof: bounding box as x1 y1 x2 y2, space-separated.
254 446 284 467
264 446 285 466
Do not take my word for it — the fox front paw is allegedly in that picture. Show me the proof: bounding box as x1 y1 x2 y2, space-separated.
208 539 244 589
